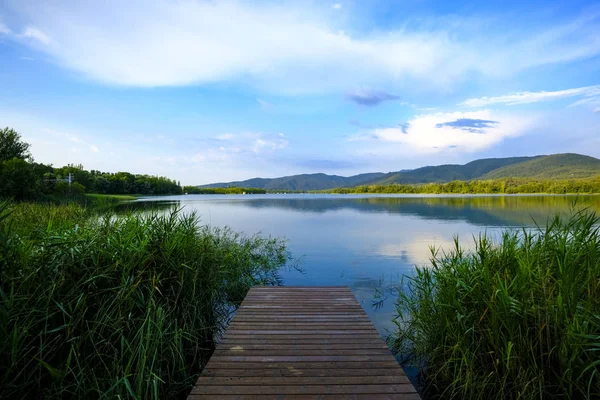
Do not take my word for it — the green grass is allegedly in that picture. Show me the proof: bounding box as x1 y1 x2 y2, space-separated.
390 209 600 399
0 201 289 399
85 193 137 201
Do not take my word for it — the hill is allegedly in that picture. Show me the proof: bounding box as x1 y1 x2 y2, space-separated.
482 154 600 179
200 172 386 191
370 156 539 185
198 153 600 191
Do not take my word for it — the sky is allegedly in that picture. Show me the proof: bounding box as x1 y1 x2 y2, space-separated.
0 0 599 185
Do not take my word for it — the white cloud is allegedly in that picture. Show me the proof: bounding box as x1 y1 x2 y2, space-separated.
5 0 600 93
461 85 600 107
351 109 534 154
595 107 600 113
20 26 51 44
332 3 342 10
252 134 289 154
256 98 274 110
215 133 235 141
211 132 288 155
180 132 289 171
67 134 100 153
0 22 11 35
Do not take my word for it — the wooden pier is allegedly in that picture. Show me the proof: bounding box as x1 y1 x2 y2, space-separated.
188 286 420 399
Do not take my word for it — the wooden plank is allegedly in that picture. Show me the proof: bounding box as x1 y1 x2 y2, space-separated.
218 343 389 350
201 368 405 377
188 286 419 399
220 339 389 345
213 349 393 356
220 334 383 345
191 384 417 394
238 306 366 310
193 376 411 385
208 355 396 362
222 335 383 341
204 361 403 370
189 395 421 400
233 315 370 319
228 324 374 329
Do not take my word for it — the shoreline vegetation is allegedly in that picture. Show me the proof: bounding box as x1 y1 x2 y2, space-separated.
324 176 600 195
390 210 600 399
0 201 290 399
0 127 182 201
184 177 600 196
188 178 600 196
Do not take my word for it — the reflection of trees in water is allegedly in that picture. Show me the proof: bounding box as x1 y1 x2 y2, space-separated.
127 195 600 227
185 195 600 227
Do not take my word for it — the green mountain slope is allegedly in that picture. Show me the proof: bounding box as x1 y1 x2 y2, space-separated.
371 156 539 185
482 154 600 179
200 172 386 191
198 153 600 191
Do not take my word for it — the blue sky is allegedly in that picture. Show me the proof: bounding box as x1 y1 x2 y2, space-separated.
0 0 599 184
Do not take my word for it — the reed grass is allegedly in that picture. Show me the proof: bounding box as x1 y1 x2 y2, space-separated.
390 209 600 399
0 201 288 399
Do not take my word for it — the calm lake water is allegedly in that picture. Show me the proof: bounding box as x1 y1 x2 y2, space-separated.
134 194 599 338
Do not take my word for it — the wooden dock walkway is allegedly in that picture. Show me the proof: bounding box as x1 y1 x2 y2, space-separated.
188 286 420 399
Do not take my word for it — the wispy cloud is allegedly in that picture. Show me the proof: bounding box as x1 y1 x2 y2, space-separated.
461 85 600 107
20 26 51 44
595 107 600 113
215 133 235 141
0 22 11 35
62 133 100 153
346 89 399 106
332 3 342 10
5 1 600 93
257 98 274 110
205 132 288 155
0 22 52 44
251 133 288 154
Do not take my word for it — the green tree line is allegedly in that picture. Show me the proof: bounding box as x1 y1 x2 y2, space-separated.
328 176 600 194
0 127 181 199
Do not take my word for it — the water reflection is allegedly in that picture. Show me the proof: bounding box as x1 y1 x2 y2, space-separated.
198 195 600 226
129 194 599 337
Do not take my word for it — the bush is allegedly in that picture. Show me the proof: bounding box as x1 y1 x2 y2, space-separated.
0 202 288 399
390 210 600 399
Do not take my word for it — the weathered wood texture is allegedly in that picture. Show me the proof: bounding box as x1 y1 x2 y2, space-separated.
188 286 420 399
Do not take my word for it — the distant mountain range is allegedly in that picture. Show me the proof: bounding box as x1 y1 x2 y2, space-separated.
199 172 386 191
198 153 600 191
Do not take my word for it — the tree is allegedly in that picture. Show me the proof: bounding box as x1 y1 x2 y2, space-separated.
0 158 39 200
0 127 32 162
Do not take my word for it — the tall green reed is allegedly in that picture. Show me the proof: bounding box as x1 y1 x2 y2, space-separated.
390 209 600 399
0 201 288 399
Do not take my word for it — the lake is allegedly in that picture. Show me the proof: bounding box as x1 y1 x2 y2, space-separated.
134 194 599 338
